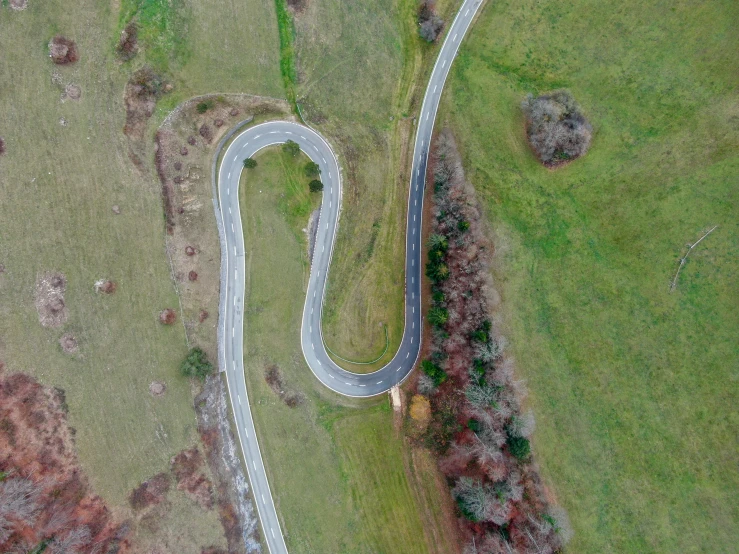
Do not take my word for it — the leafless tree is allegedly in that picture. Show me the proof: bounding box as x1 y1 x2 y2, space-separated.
453 477 494 522
0 477 41 537
474 339 501 363
48 525 91 554
417 373 436 394
509 410 536 439
521 90 592 166
465 382 498 408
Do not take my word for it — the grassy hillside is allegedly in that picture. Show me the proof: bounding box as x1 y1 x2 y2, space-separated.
0 0 280 550
239 147 454 553
292 0 457 369
442 0 739 551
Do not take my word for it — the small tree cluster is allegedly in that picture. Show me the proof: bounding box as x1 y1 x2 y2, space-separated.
412 129 571 552
521 90 592 167
243 157 257 169
180 348 213 381
418 0 444 42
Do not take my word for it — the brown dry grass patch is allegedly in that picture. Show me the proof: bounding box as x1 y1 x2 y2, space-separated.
34 272 68 328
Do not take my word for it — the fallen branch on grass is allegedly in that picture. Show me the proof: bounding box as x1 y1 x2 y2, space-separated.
670 225 718 292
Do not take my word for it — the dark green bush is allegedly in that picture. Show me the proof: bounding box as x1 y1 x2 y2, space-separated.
421 359 447 386
309 179 323 192
180 347 213 381
196 100 214 114
507 434 531 460
243 157 257 169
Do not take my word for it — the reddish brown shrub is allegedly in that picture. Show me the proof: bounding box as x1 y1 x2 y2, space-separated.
199 310 209 323
185 246 196 256
0 137 6 155
187 136 197 146
117 22 138 61
129 473 170 510
199 124 213 143
49 36 79 64
159 309 176 325
180 146 189 156
188 271 198 282
214 118 224 127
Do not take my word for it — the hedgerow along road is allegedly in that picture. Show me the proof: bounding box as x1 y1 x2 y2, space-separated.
213 0 485 551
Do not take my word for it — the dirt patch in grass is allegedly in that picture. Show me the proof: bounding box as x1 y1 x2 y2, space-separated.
264 364 305 408
129 472 171 511
8 0 28 10
34 272 68 328
64 83 82 101
171 447 214 510
59 333 78 354
0 370 129 552
48 36 78 65
149 381 167 397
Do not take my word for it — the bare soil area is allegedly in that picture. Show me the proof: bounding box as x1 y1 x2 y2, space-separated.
34 272 68 328
59 333 78 353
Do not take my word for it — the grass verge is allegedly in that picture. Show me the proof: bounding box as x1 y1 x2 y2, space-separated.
274 0 298 107
239 147 445 553
443 0 739 551
291 0 457 372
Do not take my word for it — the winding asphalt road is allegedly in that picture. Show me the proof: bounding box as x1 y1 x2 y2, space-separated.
213 0 484 552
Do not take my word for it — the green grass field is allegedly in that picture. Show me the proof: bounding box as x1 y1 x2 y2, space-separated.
442 0 739 551
0 0 280 550
239 148 453 553
291 0 457 370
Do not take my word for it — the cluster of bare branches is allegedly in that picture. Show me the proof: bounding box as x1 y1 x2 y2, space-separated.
521 90 592 167
418 0 445 42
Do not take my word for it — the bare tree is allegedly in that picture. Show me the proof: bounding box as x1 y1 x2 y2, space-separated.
453 477 494 522
465 382 499 408
509 410 536 439
474 339 501 363
0 477 41 532
48 525 91 554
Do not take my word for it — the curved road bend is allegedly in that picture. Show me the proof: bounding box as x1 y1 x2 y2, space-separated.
214 0 484 552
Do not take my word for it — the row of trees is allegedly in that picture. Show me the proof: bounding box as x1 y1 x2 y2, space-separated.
416 130 572 553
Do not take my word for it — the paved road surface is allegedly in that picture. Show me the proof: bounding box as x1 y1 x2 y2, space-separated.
213 0 484 551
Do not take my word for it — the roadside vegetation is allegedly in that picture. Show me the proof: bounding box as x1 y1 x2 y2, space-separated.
239 147 456 553
442 0 739 551
413 130 570 553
